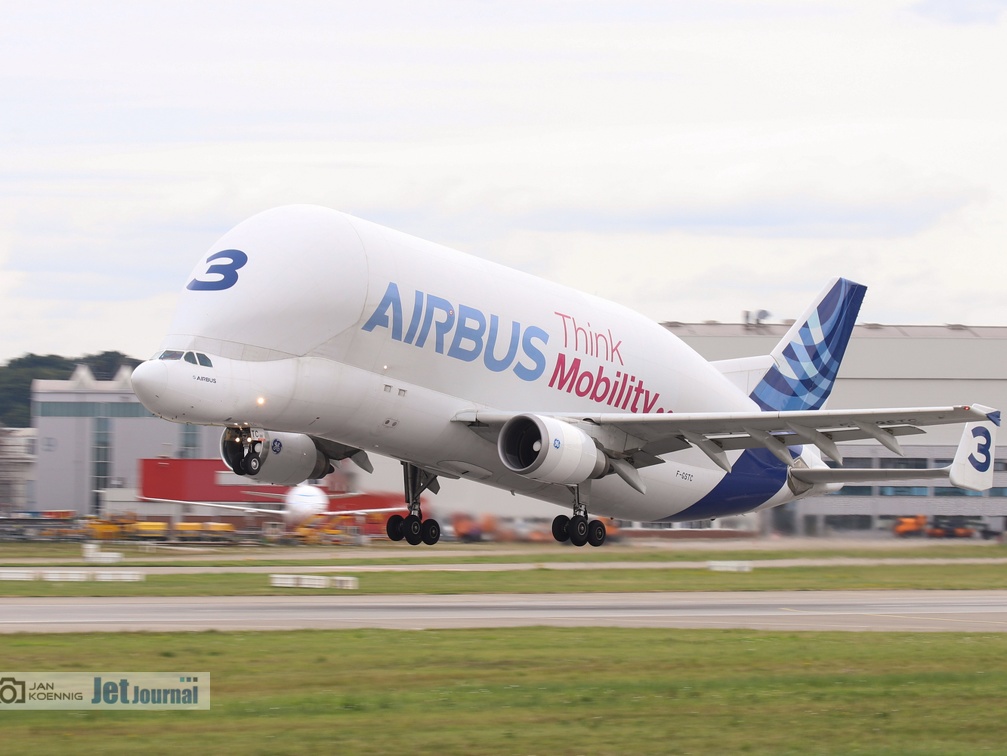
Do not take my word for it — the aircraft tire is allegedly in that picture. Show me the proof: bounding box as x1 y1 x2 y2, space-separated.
386 514 405 541
587 519 607 547
551 515 570 543
568 515 589 547
421 519 441 545
246 456 261 475
403 515 423 545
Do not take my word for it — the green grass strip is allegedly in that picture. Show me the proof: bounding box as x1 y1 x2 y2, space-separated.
3 628 1007 754
2 563 1007 597
2 541 1005 567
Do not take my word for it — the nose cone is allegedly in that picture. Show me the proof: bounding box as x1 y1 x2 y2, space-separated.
131 360 168 415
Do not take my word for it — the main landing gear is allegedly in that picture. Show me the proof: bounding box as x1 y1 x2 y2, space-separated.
551 482 607 547
385 462 442 546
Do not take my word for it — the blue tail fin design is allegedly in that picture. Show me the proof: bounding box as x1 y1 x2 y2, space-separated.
750 277 866 412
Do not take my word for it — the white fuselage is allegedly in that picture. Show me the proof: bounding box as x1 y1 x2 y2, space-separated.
132 206 824 522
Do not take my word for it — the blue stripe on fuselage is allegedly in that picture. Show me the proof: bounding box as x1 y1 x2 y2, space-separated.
663 446 799 521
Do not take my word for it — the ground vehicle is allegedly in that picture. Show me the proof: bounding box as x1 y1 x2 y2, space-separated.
893 515 978 539
927 515 976 539
893 516 928 537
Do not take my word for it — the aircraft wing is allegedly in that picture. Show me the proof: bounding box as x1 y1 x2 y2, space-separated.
454 404 1000 475
139 497 284 516
243 490 363 501
138 497 400 516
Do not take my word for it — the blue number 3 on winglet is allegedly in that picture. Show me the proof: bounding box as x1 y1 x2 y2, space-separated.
187 250 248 291
969 426 993 473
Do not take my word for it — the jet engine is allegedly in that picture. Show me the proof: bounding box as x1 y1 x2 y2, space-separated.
220 427 334 486
497 414 607 486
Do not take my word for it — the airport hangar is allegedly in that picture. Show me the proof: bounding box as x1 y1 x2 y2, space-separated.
23 323 1007 534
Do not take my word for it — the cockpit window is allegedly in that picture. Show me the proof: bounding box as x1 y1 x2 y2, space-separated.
157 349 212 368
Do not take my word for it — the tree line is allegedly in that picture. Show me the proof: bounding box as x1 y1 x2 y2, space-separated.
0 352 140 428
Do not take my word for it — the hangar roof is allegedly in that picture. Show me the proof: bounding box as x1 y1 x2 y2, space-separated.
666 323 1007 381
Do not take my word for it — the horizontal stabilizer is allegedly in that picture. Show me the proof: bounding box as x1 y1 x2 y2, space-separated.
789 467 950 486
791 408 1000 492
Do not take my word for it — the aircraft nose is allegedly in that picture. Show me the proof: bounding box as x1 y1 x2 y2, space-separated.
130 360 168 412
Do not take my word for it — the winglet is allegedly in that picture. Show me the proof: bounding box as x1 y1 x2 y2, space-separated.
949 409 999 491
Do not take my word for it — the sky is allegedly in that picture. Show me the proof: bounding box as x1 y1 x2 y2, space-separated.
1 0 1006 365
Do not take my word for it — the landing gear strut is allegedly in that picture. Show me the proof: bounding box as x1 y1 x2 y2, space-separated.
551 482 606 547
386 462 441 546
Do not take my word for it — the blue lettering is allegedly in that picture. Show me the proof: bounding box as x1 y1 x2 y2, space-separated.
403 289 424 345
447 305 486 362
187 249 248 291
514 326 549 382
416 295 455 353
484 315 520 373
361 282 403 340
361 282 552 382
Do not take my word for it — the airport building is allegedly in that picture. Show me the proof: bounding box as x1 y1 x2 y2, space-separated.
0 426 36 512
31 365 219 514
23 323 1007 533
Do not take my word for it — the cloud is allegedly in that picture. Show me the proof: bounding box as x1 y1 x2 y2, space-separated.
1 1 1006 364
912 0 1007 24
516 192 976 239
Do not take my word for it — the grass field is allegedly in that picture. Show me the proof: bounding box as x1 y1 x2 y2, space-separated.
4 541 1007 753
1 539 1005 567
4 628 1007 755
1 562 1007 597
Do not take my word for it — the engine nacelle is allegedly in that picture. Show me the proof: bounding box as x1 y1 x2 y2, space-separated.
497 414 607 486
220 427 334 486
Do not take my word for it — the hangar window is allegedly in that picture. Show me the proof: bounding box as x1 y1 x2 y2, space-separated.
879 486 927 496
843 458 874 468
826 458 873 470
934 486 982 497
879 458 927 470
833 486 872 496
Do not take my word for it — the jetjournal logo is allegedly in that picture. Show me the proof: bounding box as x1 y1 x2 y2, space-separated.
0 672 210 710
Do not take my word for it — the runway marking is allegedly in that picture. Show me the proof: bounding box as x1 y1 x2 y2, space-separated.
780 607 1007 628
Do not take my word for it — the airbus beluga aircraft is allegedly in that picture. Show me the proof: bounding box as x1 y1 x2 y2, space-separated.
131 205 1000 547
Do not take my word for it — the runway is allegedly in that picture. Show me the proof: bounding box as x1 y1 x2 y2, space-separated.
4 591 1007 633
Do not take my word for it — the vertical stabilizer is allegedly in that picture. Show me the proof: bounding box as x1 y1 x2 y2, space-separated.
749 277 866 412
